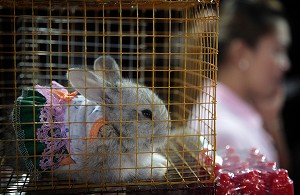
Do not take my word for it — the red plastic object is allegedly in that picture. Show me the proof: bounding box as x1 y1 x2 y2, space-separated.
234 170 266 195
271 169 294 195
214 146 294 195
215 172 236 195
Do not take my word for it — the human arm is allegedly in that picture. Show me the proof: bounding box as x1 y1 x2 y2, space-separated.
253 85 291 170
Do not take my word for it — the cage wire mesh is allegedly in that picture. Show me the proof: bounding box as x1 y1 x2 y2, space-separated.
0 0 219 194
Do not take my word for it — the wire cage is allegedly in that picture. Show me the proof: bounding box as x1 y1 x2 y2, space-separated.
0 0 219 194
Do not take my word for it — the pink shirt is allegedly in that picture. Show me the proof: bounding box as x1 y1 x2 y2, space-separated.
189 82 279 164
216 82 278 163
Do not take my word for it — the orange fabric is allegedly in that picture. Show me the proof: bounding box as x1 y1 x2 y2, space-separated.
52 89 78 102
89 117 107 141
58 118 106 166
59 156 76 165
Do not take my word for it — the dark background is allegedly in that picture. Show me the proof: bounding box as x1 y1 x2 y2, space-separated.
280 1 300 194
0 1 298 193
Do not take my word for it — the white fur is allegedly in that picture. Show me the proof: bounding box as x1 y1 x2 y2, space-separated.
54 55 170 184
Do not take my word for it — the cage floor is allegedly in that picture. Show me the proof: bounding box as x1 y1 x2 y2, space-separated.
0 139 216 194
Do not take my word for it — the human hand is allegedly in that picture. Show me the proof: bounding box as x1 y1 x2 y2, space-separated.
253 84 290 170
253 84 285 125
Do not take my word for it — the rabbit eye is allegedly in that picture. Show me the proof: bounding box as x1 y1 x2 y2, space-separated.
142 109 152 119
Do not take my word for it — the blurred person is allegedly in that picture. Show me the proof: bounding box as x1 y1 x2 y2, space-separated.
216 0 291 169
190 0 291 170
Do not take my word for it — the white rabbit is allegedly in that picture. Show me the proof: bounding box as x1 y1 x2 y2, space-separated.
10 55 170 184
61 55 170 183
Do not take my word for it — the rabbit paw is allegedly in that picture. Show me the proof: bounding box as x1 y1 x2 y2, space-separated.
148 153 168 180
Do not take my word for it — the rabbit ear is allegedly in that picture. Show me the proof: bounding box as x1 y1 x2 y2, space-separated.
68 68 109 103
93 55 121 84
